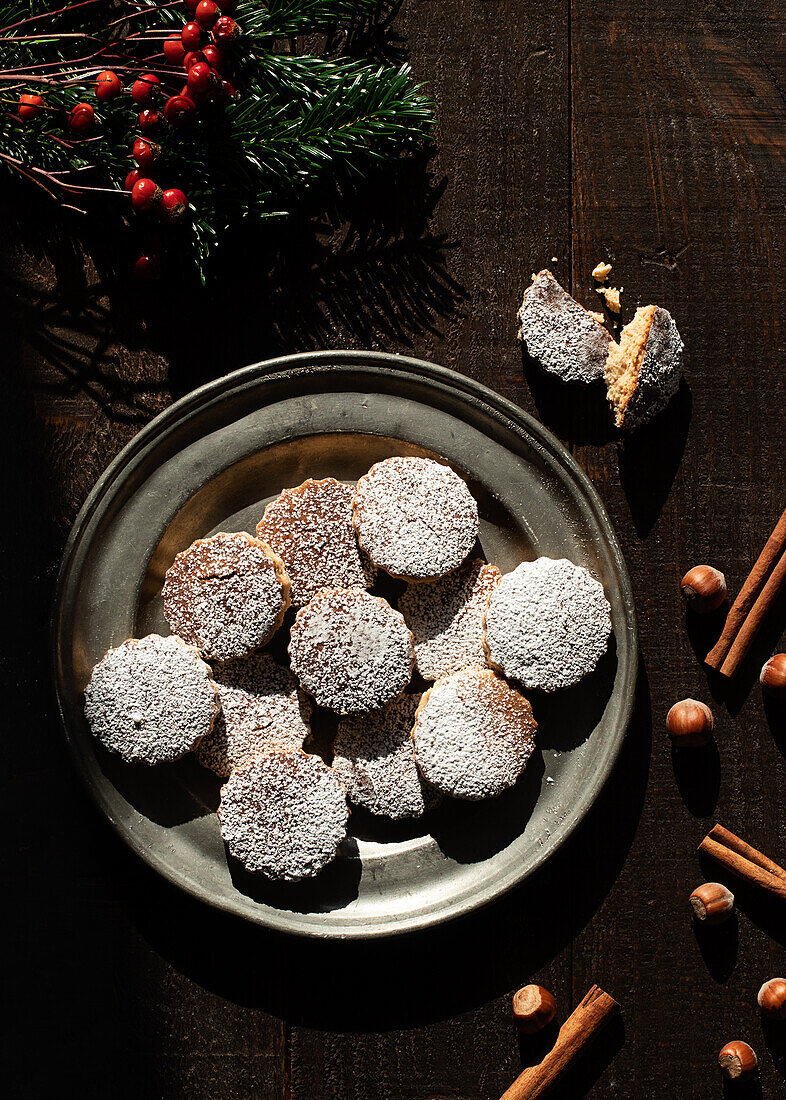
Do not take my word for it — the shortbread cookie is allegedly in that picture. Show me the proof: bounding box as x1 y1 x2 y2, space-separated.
197 653 311 777
162 531 290 661
218 749 349 881
84 634 219 765
604 305 683 429
353 456 479 581
289 587 414 713
484 558 612 691
399 559 501 680
332 693 440 819
412 667 537 800
257 478 375 607
517 270 612 384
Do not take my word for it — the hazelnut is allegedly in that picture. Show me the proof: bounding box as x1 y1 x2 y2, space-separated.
718 1040 758 1079
689 882 734 924
760 653 786 700
666 699 714 747
512 984 557 1034
680 565 727 613
757 977 786 1020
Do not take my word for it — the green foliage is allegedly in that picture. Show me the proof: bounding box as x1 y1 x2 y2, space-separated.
0 0 434 279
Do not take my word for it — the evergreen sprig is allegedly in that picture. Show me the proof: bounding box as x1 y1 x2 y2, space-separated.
0 0 434 280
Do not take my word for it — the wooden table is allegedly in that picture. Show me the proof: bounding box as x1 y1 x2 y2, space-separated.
3 0 785 1096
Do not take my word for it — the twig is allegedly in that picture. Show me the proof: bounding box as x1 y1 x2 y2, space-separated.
699 823 786 900
499 986 619 1099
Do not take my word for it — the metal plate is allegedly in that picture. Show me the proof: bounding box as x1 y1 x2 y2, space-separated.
52 351 637 939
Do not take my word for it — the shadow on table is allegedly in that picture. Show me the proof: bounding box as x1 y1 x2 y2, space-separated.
616 380 692 539
1 145 466 418
124 654 651 1033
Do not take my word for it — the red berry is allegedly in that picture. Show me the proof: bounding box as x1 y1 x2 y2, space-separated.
163 33 186 65
68 102 95 135
95 70 121 102
138 109 160 133
183 50 205 70
164 94 196 126
212 16 239 45
132 137 161 170
181 21 203 49
133 254 163 280
202 44 222 70
218 77 236 102
18 93 44 121
161 187 189 221
195 0 219 27
187 61 217 96
183 0 198 12
124 168 142 191
216 0 236 11
131 177 162 212
132 73 160 105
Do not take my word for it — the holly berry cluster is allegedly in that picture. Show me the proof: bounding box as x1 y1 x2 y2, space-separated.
3 0 434 284
16 0 243 279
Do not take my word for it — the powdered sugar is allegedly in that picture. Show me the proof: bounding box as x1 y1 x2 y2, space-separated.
257 477 375 606
616 305 683 429
218 749 349 881
289 587 414 713
353 456 479 580
84 634 219 765
399 559 501 680
197 653 311 777
412 667 537 800
332 693 440 819
518 270 612 384
162 531 290 661
484 557 612 691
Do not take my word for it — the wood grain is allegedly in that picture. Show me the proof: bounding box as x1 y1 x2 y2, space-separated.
3 0 786 1096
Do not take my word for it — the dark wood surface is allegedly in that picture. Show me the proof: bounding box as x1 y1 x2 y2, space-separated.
3 0 785 1096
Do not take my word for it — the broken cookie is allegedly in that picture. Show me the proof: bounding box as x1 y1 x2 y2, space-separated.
517 269 612 384
604 305 683 429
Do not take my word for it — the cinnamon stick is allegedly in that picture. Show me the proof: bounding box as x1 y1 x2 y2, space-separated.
718 548 786 678
500 985 619 1100
706 506 786 671
699 824 786 901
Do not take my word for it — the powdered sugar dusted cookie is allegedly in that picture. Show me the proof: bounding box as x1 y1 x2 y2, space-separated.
162 531 290 661
484 558 612 692
84 634 219 765
218 749 349 881
412 667 537 800
605 305 683 429
257 477 375 607
517 269 612 384
289 587 414 713
399 559 501 680
332 693 440 819
197 653 311 777
352 456 479 581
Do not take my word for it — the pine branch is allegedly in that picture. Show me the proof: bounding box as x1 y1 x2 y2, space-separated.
0 0 436 281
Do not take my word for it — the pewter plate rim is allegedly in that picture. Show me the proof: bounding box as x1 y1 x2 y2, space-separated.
51 350 638 939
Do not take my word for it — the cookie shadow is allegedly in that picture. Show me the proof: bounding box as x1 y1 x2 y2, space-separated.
520 347 618 446
99 749 221 827
430 752 545 864
529 639 618 752
617 379 692 538
227 837 361 914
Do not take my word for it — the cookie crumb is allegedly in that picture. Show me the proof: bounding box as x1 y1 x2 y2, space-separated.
589 311 605 325
597 285 622 313
592 261 613 281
